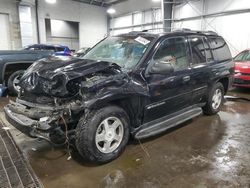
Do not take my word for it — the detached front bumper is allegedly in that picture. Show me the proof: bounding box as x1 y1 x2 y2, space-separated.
4 100 61 139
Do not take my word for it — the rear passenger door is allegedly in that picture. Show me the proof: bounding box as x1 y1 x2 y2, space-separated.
188 35 213 104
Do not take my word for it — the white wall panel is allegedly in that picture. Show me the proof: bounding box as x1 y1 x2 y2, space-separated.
144 10 153 24
0 0 22 49
133 12 142 25
112 15 132 28
205 13 250 56
38 0 107 48
173 1 203 19
19 6 34 47
154 9 162 22
172 0 250 56
111 0 161 16
172 19 202 31
0 14 11 50
205 0 250 14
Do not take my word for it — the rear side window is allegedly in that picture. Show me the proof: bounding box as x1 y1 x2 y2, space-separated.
56 47 65 52
208 37 232 62
189 37 206 64
43 46 56 51
189 36 213 65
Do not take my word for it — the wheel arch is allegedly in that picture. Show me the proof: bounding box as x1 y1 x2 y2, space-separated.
217 77 229 93
85 94 147 129
3 62 33 84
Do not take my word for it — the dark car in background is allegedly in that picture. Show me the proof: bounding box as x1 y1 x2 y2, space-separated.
0 44 73 95
0 50 53 95
4 30 234 164
23 44 73 56
233 49 250 88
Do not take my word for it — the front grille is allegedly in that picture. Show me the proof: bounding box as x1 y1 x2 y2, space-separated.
234 78 250 85
20 92 55 105
241 73 250 76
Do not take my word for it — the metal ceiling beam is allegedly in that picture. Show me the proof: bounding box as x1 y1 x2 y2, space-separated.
71 0 127 7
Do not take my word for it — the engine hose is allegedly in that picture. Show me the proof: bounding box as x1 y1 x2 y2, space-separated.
224 95 250 102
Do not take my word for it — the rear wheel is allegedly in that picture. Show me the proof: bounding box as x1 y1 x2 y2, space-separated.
203 82 224 115
7 70 25 95
75 106 130 164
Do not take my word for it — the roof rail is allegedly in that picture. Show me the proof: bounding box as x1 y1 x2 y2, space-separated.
173 28 218 35
201 30 218 36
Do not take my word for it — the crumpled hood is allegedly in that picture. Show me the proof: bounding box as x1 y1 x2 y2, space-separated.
23 56 115 80
19 56 123 97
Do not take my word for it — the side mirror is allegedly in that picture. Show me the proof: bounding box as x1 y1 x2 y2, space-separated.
149 60 174 75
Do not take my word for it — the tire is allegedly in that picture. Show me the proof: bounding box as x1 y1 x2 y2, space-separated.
7 70 25 96
203 82 224 115
75 105 130 164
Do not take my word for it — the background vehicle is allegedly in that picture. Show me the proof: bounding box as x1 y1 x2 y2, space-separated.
0 50 53 95
73 47 91 57
5 30 234 164
233 49 250 88
23 44 73 56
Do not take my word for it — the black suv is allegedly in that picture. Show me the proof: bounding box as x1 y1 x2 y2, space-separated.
4 30 234 164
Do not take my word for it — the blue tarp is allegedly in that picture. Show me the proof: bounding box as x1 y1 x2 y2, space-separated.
0 85 7 97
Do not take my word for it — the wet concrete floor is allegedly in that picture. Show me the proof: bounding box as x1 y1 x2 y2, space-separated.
0 88 250 188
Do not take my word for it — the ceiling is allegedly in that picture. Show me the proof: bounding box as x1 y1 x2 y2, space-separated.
72 0 127 7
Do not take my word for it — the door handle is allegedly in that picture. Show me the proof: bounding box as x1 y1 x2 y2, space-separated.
183 76 191 82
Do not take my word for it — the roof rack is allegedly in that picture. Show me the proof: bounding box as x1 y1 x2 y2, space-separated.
201 30 218 36
173 28 218 35
127 28 218 36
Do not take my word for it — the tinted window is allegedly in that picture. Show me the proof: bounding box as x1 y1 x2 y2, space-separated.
56 47 65 52
153 37 189 71
203 39 213 62
42 46 56 51
234 51 250 61
208 37 232 61
189 37 207 64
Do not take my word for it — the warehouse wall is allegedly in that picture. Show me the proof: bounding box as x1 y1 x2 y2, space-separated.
0 0 22 49
172 0 250 56
111 0 161 16
37 0 108 49
109 0 162 35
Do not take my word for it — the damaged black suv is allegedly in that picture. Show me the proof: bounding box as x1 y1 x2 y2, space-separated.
4 30 234 164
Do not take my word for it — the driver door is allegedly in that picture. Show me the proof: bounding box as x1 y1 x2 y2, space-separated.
143 36 193 123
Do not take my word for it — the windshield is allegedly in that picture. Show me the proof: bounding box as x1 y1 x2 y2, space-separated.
83 36 153 69
234 51 250 61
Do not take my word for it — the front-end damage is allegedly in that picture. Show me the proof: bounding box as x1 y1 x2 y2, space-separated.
4 56 148 145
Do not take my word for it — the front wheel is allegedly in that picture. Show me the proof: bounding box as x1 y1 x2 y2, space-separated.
75 106 130 164
203 82 224 115
7 70 25 96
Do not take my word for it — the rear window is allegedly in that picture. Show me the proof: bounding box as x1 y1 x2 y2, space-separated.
208 37 232 62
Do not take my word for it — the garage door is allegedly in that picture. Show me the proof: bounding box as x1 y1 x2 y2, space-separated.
0 14 11 50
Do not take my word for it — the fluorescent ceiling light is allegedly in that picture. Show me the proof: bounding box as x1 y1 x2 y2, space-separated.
45 0 57 4
152 0 161 2
107 8 116 14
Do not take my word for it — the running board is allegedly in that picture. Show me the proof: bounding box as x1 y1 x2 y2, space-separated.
135 107 203 139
